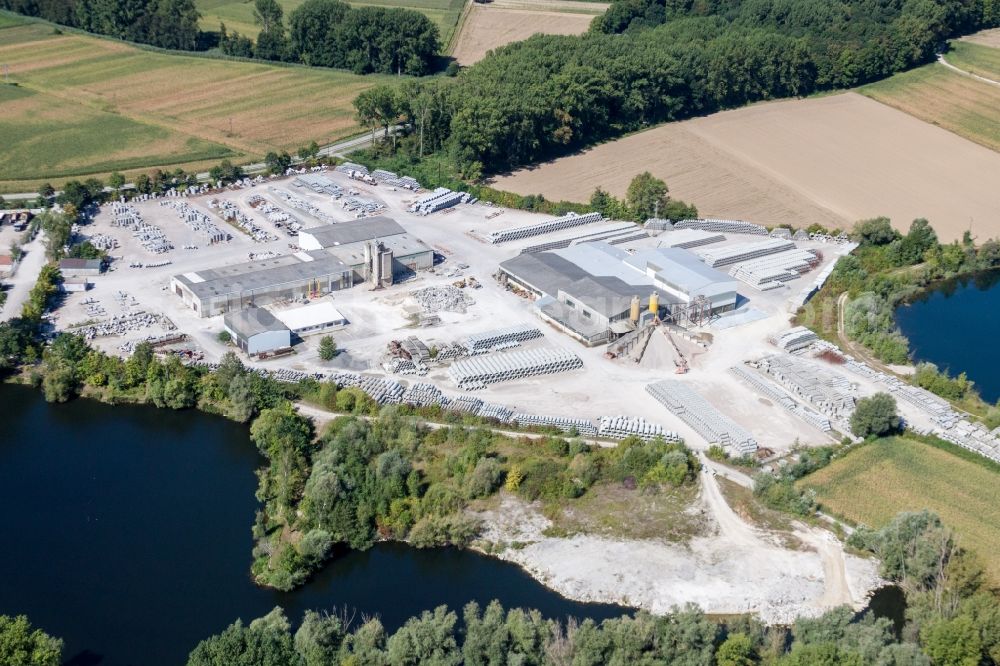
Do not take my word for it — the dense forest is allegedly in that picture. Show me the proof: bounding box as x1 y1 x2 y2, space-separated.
358 0 1000 178
0 0 440 75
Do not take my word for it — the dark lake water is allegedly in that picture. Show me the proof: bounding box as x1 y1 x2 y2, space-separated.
895 270 1000 404
0 383 629 666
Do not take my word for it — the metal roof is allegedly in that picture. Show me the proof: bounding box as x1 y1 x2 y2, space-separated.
58 258 101 270
224 307 289 338
174 250 350 300
273 301 346 331
500 244 678 318
300 216 406 247
625 247 738 299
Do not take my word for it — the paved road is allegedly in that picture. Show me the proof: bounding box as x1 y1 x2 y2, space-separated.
2 127 400 201
938 52 1000 88
0 234 46 322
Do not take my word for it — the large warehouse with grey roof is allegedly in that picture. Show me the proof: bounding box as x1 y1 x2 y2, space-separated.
171 216 434 316
499 242 738 344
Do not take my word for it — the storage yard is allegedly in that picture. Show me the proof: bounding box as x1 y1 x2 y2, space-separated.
493 92 1000 242
41 162 999 468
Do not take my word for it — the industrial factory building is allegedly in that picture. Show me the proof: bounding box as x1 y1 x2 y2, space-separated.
171 251 353 317
223 307 291 356
297 217 433 287
171 217 433 317
499 242 738 345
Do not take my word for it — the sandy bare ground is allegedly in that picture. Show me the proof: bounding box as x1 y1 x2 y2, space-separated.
493 92 1000 242
475 471 880 624
452 5 598 65
961 27 1000 48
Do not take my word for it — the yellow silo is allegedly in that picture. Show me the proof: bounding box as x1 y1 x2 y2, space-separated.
630 295 641 323
648 292 659 314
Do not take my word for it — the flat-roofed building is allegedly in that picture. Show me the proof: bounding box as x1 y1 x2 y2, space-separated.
273 301 347 336
171 250 353 317
624 247 738 312
298 217 433 285
223 307 291 356
58 258 102 276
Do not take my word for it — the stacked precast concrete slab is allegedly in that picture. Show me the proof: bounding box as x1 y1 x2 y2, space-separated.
519 223 638 254
750 354 856 425
488 212 603 244
646 380 758 454
449 347 583 390
697 238 796 268
773 327 820 352
729 366 833 432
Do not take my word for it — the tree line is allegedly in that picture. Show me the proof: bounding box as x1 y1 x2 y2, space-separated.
356 0 1000 178
1 0 440 75
1 0 202 49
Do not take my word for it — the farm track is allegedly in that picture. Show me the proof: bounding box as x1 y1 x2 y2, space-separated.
937 53 1000 88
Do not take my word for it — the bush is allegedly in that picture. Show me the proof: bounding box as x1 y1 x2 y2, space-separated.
217 331 232 343
465 457 503 499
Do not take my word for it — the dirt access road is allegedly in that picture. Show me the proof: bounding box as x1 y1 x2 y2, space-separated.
699 458 855 611
0 234 46 322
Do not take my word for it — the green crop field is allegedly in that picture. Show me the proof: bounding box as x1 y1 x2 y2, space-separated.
197 0 466 46
859 61 1000 153
948 40 1000 80
0 16 390 189
0 84 233 181
800 436 1000 582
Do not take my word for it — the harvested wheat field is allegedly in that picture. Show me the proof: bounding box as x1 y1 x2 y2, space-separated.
452 0 604 65
962 27 1000 48
493 92 1000 241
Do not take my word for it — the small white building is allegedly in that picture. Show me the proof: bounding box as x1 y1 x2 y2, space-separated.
223 307 291 356
273 301 347 336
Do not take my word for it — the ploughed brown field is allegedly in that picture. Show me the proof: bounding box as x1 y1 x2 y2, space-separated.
493 92 1000 242
451 0 605 66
